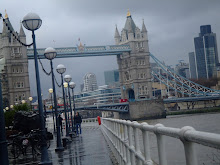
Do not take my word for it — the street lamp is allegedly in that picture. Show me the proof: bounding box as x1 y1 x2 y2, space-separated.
69 82 76 126
0 74 9 164
64 75 74 132
63 82 70 130
56 64 69 137
22 13 52 164
44 48 63 151
29 97 33 111
49 88 56 133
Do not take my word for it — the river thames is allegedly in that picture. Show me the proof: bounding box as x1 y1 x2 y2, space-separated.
141 113 220 165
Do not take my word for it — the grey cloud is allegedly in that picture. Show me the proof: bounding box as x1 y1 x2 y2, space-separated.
1 0 220 98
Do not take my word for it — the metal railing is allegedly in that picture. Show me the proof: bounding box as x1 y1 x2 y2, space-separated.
101 118 220 165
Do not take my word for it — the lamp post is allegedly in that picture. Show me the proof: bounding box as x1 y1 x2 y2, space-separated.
69 82 76 127
56 64 69 137
63 82 70 130
0 74 9 165
29 96 33 111
49 88 56 133
64 75 74 132
22 13 52 164
44 47 63 151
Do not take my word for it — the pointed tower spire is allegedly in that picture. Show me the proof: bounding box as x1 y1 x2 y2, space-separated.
127 9 131 17
19 23 26 37
142 19 147 32
5 9 8 19
114 25 120 38
114 25 120 45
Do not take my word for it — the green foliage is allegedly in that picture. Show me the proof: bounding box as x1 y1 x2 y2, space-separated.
190 77 219 88
4 103 31 127
4 110 16 127
13 103 31 112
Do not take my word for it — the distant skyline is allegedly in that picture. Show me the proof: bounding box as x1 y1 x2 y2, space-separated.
1 0 220 98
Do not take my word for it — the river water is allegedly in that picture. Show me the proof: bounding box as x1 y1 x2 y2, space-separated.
141 113 220 165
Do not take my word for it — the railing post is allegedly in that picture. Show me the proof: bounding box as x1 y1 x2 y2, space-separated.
154 124 167 165
128 121 136 165
142 122 153 165
124 120 131 165
121 120 127 164
118 121 123 164
133 121 142 165
179 126 198 165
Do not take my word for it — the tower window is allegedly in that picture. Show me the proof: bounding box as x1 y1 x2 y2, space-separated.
14 47 19 53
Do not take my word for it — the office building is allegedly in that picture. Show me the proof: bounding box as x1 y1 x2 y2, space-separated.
83 73 98 92
104 69 119 87
188 52 197 79
194 25 219 79
175 61 190 79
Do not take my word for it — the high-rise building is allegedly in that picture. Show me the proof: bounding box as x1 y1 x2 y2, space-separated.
104 69 119 87
0 14 30 106
175 61 190 78
194 25 219 79
83 73 98 92
188 52 197 79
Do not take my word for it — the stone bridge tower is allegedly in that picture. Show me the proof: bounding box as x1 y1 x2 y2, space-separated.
115 11 152 101
0 14 30 106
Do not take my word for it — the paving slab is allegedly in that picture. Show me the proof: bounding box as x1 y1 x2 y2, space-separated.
9 123 113 165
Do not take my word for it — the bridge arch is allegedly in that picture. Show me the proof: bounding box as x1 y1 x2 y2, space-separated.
127 88 135 101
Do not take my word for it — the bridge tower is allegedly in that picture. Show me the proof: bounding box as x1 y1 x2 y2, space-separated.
0 14 30 106
115 10 152 100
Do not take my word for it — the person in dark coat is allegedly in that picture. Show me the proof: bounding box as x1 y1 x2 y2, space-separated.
58 114 63 135
74 112 82 135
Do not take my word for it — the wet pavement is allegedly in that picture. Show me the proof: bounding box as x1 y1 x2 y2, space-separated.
9 122 114 165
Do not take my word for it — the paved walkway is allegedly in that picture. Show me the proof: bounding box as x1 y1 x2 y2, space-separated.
9 122 113 165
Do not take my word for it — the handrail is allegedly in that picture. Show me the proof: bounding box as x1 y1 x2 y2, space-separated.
101 118 220 165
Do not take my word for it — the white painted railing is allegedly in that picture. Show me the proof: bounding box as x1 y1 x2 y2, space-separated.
101 118 220 165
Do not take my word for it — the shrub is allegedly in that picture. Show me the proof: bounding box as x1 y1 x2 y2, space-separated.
4 103 31 127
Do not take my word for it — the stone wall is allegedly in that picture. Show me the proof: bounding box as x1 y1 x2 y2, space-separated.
117 99 166 120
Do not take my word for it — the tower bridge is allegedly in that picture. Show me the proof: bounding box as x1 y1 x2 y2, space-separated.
1 11 220 120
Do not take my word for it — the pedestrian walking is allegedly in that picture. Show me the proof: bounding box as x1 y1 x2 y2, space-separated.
58 114 63 135
74 112 82 135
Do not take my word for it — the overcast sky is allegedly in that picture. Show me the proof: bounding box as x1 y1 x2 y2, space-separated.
1 0 220 98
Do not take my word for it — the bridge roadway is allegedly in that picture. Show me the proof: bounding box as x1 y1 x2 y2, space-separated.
41 96 220 113
42 102 129 113
163 95 220 103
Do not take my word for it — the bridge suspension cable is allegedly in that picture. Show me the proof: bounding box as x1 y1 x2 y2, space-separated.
150 53 220 96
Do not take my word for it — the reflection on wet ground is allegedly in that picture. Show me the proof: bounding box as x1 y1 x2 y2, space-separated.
9 123 113 165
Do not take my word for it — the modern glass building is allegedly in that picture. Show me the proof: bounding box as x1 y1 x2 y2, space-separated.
104 69 119 87
188 52 197 79
194 25 219 79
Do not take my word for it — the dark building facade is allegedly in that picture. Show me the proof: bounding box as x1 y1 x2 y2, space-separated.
194 25 219 79
188 52 197 79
